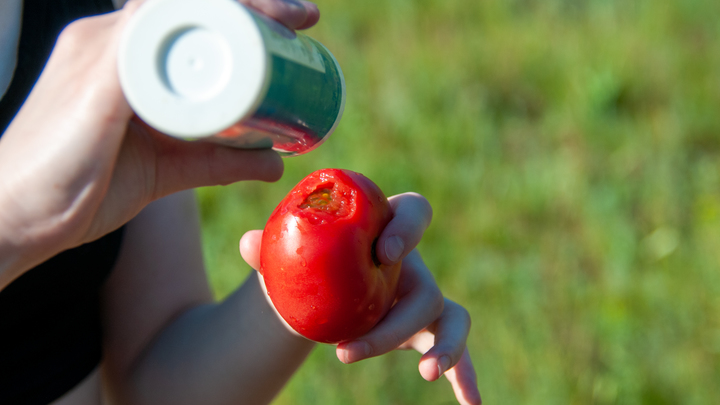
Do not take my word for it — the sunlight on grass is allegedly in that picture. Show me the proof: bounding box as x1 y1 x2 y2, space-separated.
198 0 720 403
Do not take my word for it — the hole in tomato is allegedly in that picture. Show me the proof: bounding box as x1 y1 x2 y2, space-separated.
297 182 353 225
299 187 334 210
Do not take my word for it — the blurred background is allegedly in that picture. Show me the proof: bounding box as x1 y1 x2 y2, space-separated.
196 0 720 403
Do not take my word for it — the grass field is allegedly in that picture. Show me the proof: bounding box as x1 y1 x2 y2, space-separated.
196 0 720 403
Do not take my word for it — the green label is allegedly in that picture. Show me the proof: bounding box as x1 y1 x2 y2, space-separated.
218 10 345 155
252 13 326 73
254 46 341 134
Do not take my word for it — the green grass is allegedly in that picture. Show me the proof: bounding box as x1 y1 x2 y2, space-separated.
197 0 720 403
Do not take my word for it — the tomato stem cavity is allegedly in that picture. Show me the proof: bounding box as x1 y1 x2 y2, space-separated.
298 183 352 225
299 187 334 210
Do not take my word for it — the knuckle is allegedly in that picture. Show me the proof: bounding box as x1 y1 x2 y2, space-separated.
369 329 402 356
458 304 472 330
57 13 119 54
408 192 432 213
400 192 433 228
384 329 403 352
122 0 145 13
429 290 445 320
419 196 433 225
57 20 90 49
447 300 472 336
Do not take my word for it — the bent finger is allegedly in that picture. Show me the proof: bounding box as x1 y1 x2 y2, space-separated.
376 193 433 266
295 1 319 29
417 299 472 380
443 348 482 405
336 250 443 363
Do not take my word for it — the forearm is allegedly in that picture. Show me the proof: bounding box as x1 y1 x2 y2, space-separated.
110 272 315 405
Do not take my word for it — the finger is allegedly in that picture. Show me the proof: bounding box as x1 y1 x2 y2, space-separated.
131 120 284 199
400 320 481 405
417 299 472 381
242 234 307 339
154 140 283 197
443 349 482 405
243 0 312 30
295 1 320 29
376 193 433 266
239 229 263 270
336 250 443 363
398 328 433 351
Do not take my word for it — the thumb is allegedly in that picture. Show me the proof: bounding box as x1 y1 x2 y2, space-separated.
131 119 284 199
240 229 264 271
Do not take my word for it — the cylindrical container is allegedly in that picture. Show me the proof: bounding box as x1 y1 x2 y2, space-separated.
118 0 345 156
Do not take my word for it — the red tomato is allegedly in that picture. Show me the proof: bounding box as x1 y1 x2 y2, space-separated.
259 168 401 343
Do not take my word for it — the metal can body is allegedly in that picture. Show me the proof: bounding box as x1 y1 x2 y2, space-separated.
118 0 345 156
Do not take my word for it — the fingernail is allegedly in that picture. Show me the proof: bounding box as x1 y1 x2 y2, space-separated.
344 341 371 363
283 0 305 11
438 355 451 377
298 0 317 7
385 236 404 263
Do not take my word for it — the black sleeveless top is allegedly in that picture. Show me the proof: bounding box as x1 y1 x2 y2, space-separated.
0 0 124 404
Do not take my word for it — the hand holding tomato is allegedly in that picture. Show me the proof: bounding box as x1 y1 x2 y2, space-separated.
258 169 401 343
239 181 481 405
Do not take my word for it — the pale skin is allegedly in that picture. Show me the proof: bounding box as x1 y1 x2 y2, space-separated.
0 0 481 404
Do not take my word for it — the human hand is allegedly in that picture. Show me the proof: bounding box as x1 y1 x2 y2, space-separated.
239 192 481 405
0 0 319 281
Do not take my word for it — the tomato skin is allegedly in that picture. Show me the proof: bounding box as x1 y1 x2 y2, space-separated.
260 168 401 343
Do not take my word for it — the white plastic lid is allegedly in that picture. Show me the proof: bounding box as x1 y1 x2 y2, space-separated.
118 0 268 138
